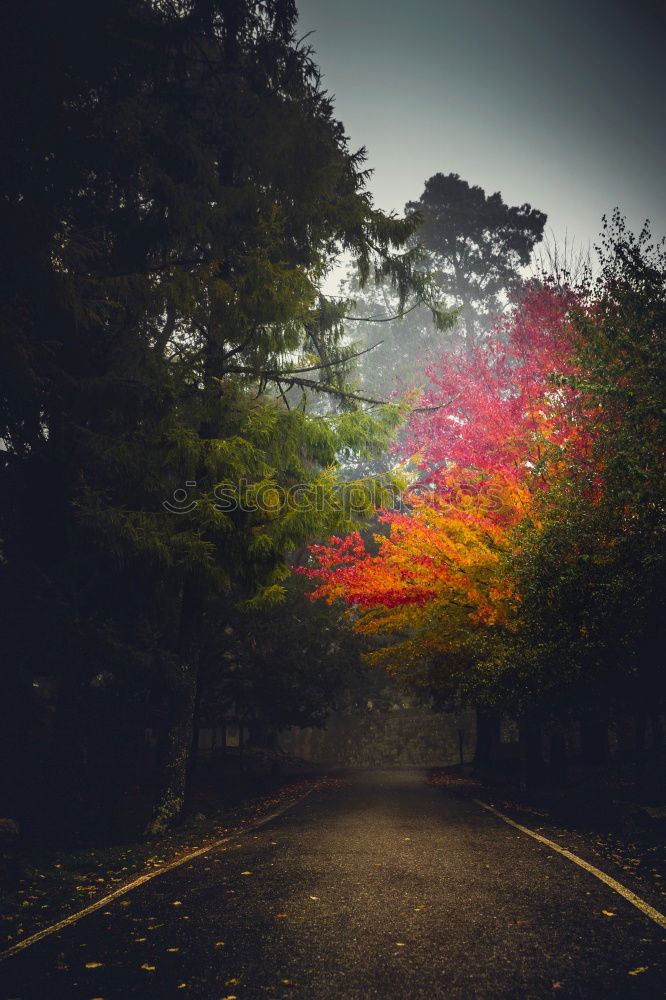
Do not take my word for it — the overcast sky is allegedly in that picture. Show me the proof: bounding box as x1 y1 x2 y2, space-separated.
297 0 665 257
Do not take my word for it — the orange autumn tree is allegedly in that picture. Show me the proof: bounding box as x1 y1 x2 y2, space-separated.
299 283 586 690
301 468 530 688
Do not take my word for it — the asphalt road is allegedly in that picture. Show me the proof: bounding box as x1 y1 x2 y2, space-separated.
2 770 664 999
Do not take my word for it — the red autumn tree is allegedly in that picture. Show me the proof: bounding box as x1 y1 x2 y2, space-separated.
300 283 588 685
400 282 585 486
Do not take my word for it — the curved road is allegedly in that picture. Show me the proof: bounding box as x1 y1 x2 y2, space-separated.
2 770 664 999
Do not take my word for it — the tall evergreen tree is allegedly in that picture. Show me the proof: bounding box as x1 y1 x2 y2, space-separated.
0 0 436 834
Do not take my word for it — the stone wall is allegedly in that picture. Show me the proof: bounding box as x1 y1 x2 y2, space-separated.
278 707 478 767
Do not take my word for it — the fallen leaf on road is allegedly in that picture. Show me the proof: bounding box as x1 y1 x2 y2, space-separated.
414 905 427 911
601 910 616 917
628 967 648 976
215 941 225 947
141 963 156 971
309 896 319 900
177 984 187 989
167 947 179 952
172 900 183 906
275 913 289 918
395 942 406 947
240 871 252 875
85 962 104 969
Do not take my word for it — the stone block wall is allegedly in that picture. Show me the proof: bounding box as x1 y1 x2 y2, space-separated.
278 707 478 767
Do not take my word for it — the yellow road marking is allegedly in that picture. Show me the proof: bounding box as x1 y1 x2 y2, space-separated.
0 787 314 962
474 799 666 930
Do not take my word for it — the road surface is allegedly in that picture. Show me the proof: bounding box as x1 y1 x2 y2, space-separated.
2 770 664 998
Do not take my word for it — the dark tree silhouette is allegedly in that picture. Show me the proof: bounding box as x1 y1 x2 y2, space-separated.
407 172 547 346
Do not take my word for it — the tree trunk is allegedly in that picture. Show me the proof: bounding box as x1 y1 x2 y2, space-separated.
463 305 476 350
146 589 201 835
519 715 544 794
580 716 609 767
473 709 500 773
189 666 203 774
49 671 91 837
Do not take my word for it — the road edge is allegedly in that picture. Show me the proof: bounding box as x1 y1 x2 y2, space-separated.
474 798 666 930
0 785 315 963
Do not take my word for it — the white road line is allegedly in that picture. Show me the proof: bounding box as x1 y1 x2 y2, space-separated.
0 786 314 962
474 798 666 930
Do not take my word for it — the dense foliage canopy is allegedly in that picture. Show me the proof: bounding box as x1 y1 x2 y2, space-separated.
0 0 439 835
302 218 665 735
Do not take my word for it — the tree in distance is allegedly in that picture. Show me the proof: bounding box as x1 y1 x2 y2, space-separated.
406 172 547 347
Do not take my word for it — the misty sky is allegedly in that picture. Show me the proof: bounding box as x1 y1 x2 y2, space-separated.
297 0 665 257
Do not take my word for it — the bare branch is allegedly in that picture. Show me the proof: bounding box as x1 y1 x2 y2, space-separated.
343 301 421 323
411 393 461 414
281 341 383 375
